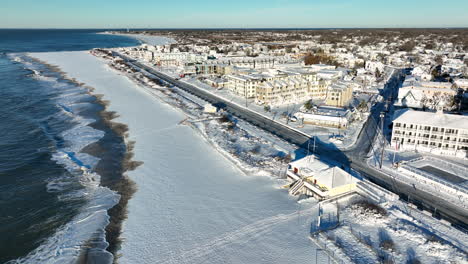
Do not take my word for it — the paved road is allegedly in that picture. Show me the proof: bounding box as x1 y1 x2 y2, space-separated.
118 53 467 228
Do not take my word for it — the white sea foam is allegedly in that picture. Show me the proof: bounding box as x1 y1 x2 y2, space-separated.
14 187 118 264
9 55 120 264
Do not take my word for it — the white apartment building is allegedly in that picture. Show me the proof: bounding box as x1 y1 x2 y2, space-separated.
391 109 468 159
219 57 297 69
153 52 206 66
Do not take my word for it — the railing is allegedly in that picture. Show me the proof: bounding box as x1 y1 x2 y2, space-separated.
399 165 467 194
309 233 349 264
420 156 468 175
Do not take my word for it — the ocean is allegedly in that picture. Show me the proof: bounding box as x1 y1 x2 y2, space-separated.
1 29 321 264
0 30 139 263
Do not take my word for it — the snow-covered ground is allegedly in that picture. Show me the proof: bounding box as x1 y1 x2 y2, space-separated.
103 49 468 264
30 50 325 264
317 198 468 264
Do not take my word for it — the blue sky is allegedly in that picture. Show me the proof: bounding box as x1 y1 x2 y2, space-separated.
1 0 467 28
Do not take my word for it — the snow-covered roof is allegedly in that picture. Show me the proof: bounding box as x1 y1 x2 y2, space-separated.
289 156 330 174
226 74 259 82
295 112 347 123
398 88 425 101
420 81 453 89
289 157 358 188
393 109 468 130
317 167 359 188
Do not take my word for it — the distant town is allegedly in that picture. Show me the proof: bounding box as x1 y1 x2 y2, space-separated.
91 29 468 264
105 29 468 157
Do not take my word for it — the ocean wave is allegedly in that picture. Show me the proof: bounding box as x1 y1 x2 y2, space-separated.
8 54 120 264
11 186 119 264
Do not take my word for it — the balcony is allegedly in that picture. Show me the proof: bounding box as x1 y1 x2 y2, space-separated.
430 131 444 136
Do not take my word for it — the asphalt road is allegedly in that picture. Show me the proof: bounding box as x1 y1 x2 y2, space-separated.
118 53 467 228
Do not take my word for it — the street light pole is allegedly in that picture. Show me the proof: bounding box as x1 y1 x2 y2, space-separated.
313 136 316 154
380 112 385 169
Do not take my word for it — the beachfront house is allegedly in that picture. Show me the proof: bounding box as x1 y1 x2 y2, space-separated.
286 156 360 200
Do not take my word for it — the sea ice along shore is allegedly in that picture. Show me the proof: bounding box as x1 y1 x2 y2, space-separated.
30 50 322 263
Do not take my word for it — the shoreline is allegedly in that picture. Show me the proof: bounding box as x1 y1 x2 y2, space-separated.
28 50 321 263
29 56 142 263
99 31 177 46
83 93 142 259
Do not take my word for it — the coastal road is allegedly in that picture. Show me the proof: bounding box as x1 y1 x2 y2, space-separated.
118 53 349 163
117 53 468 228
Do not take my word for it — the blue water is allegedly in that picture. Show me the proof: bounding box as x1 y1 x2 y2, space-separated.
0 30 139 263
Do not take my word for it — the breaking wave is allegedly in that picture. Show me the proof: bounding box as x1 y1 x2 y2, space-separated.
7 54 120 264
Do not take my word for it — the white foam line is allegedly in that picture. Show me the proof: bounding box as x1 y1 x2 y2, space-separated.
11 53 120 264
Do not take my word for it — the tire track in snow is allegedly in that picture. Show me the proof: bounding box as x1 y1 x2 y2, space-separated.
159 210 311 264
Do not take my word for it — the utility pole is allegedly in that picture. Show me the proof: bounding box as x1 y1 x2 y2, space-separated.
245 84 248 108
379 112 385 169
313 136 316 154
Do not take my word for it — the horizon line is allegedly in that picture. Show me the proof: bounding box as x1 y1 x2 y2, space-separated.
1 27 468 30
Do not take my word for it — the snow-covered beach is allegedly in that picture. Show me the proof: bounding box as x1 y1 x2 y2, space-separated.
100 32 176 46
30 50 322 263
